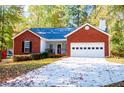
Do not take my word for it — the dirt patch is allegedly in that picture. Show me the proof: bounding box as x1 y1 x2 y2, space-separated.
105 80 124 87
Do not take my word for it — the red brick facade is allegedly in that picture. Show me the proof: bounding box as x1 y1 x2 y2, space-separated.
14 30 40 55
66 25 109 57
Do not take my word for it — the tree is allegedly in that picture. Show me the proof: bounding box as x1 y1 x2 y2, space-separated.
0 5 23 50
89 5 124 56
28 5 90 28
109 6 124 56
89 5 110 26
28 5 69 28
67 5 88 27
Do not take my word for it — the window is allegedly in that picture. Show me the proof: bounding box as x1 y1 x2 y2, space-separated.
96 47 99 49
72 47 75 49
92 47 95 49
50 44 53 49
24 41 31 53
84 47 87 49
76 47 79 49
49 44 53 53
88 47 91 49
100 47 103 49
80 47 83 49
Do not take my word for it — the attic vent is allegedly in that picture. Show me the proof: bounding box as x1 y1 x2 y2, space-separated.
85 26 90 30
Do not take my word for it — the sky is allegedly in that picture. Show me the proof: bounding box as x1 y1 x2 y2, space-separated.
24 5 29 12
23 5 30 17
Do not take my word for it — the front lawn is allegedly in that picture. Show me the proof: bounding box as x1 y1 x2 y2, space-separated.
0 58 60 83
106 57 124 64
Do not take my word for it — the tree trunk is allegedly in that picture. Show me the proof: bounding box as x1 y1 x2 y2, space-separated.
77 5 80 27
1 5 4 51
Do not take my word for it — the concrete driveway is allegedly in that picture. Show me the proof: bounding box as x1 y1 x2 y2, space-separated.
1 57 124 87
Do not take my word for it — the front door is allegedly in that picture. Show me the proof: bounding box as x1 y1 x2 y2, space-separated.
57 44 61 54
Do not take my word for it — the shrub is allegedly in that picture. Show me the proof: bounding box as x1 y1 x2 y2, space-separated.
40 52 48 58
48 54 65 58
30 53 41 60
48 54 54 58
45 48 53 54
54 54 65 58
13 52 64 62
13 52 49 62
13 55 32 62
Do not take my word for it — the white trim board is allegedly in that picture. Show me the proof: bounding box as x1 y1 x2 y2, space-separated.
46 39 66 42
40 39 46 53
65 23 110 37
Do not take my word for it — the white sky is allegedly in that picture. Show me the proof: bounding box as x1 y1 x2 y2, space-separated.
24 5 29 12
23 5 29 17
0 0 124 5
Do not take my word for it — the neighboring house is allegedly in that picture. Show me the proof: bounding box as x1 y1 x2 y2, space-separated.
13 21 110 57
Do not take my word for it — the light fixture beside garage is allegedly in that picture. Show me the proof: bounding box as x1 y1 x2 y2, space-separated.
85 25 90 30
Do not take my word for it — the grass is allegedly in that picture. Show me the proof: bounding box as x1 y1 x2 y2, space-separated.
104 80 124 87
106 57 124 64
0 58 61 83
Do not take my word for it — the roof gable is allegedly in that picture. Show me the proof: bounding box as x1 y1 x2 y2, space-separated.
12 29 43 39
65 23 110 37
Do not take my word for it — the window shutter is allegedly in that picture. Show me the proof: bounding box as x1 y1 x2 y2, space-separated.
22 41 24 53
30 41 32 53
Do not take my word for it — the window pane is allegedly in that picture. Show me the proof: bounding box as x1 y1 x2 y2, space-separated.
76 47 79 49
92 47 95 49
24 41 30 53
72 47 75 49
50 44 53 49
88 47 91 49
24 48 30 53
80 47 83 49
24 41 30 48
96 47 99 49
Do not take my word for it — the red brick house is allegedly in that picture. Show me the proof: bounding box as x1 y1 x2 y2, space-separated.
13 22 110 57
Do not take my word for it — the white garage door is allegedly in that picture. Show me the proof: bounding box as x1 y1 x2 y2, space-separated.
71 42 104 57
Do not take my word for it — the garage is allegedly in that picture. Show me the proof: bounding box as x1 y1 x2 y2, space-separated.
71 42 104 57
65 23 109 57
